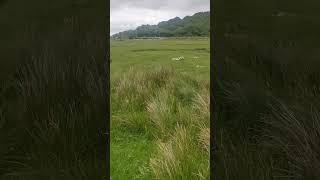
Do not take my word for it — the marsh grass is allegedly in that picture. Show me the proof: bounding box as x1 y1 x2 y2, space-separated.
111 65 209 179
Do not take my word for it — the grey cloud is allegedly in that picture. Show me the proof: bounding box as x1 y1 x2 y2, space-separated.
111 0 209 11
111 0 169 10
110 0 210 35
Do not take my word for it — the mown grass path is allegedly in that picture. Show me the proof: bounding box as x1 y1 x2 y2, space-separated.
110 130 154 180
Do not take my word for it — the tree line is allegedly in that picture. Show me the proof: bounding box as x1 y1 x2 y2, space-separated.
111 11 210 39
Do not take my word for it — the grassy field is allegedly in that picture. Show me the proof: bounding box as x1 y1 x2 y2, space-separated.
110 39 209 79
110 39 210 179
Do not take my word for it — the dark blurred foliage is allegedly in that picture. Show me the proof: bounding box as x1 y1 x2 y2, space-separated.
0 0 108 179
213 0 320 179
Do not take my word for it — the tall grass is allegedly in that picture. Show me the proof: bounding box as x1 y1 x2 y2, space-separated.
111 66 209 179
262 102 320 179
214 21 320 179
0 15 107 179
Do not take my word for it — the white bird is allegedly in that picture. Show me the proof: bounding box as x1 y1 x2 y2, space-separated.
172 56 184 61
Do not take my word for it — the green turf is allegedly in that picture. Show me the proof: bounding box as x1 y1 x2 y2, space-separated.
110 131 154 180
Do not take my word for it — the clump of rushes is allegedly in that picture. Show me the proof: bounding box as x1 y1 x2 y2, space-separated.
149 125 193 179
262 102 320 179
149 125 209 180
146 88 176 137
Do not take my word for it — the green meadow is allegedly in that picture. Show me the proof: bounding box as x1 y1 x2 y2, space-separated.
110 38 210 180
110 38 209 79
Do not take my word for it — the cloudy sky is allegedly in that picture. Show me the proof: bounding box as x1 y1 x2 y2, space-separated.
110 0 210 35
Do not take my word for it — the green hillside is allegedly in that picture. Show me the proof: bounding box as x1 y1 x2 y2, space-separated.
111 11 210 39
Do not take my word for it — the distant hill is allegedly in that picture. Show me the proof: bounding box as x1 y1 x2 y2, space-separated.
111 11 210 39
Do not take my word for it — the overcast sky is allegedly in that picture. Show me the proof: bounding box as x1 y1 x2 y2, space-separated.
110 0 210 35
